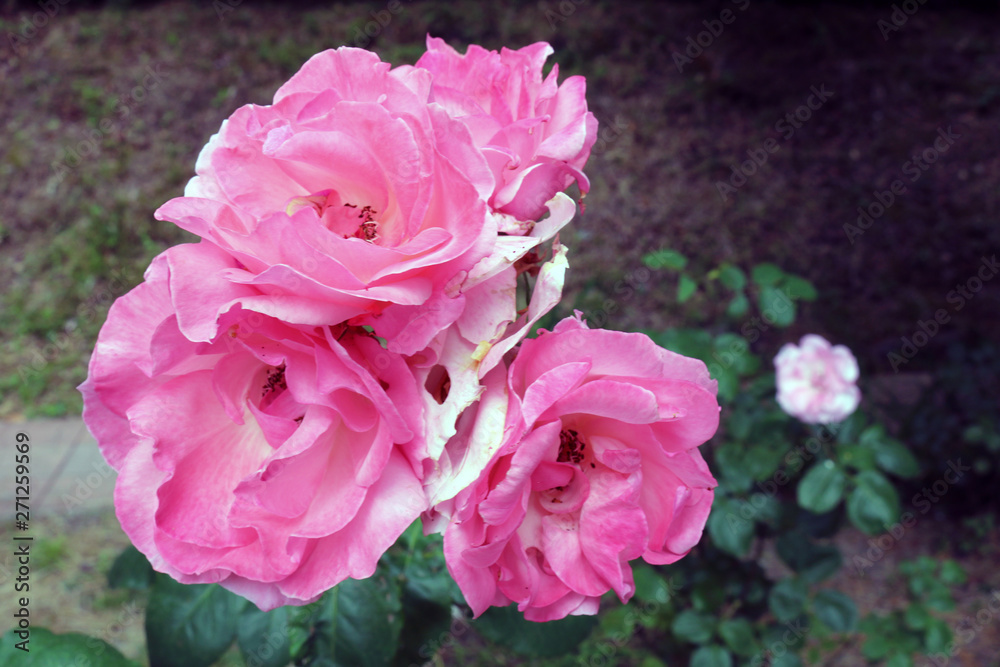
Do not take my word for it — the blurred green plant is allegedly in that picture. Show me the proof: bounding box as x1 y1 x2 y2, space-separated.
857 557 966 666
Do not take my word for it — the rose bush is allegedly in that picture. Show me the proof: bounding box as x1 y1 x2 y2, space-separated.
774 333 861 424
81 243 428 610
440 315 720 621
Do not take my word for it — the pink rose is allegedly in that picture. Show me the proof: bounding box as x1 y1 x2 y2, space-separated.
155 47 498 352
774 334 861 424
80 243 428 610
440 316 720 621
414 37 598 229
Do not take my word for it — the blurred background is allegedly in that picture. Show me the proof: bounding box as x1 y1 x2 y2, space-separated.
1 0 999 665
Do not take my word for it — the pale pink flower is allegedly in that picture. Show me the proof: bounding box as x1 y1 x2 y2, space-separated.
80 243 428 610
774 334 861 424
414 37 598 229
438 315 720 622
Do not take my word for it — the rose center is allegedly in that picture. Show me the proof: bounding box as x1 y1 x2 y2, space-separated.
558 429 592 468
286 190 380 243
261 363 287 400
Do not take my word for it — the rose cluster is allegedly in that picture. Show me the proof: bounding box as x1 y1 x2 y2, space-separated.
81 38 720 621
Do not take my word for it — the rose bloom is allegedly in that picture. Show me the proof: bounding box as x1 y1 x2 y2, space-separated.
439 316 720 621
155 46 498 352
413 37 598 230
154 44 586 471
80 243 428 610
774 334 861 424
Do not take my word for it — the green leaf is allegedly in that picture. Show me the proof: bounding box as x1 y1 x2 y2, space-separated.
751 263 784 286
847 470 901 534
474 605 597 657
726 292 750 317
644 249 688 270
309 574 403 667
940 560 967 586
813 590 858 633
380 527 464 665
690 645 733 667
904 603 931 630
600 605 636 635
145 575 247 667
886 653 914 667
672 610 716 644
835 411 867 446
394 531 463 607
714 333 761 376
861 612 923 658
107 544 155 590
757 286 795 327
772 654 804 667
727 408 754 441
649 327 713 360
838 445 877 471
862 632 892 660
925 590 956 612
395 593 453 667
678 274 698 303
745 442 785 482
707 498 755 557
745 493 783 526
237 605 291 667
718 263 747 291
712 365 740 403
691 579 727 614
713 443 754 494
769 578 807 623
781 275 818 301
633 565 674 605
873 438 920 479
719 618 756 656
797 461 847 513
775 533 842 584
0 628 139 666
924 618 952 653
